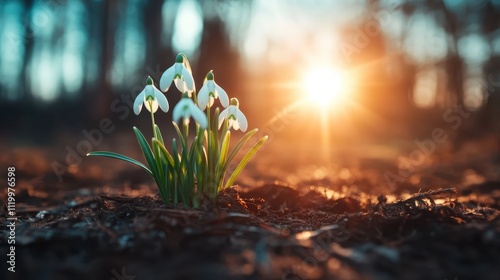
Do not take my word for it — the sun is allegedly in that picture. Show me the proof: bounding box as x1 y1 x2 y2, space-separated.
303 66 349 106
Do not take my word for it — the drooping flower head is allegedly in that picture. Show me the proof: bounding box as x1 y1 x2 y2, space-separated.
218 98 248 132
197 70 229 110
173 92 208 129
160 53 195 95
133 76 169 115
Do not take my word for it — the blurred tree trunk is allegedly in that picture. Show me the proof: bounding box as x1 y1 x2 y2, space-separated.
21 0 35 102
445 53 464 106
400 0 465 108
194 0 254 111
393 52 417 113
440 2 463 106
429 0 464 107
51 4 65 99
86 0 116 121
480 2 500 130
197 7 241 101
143 0 176 80
79 0 92 106
352 0 393 116
482 56 500 130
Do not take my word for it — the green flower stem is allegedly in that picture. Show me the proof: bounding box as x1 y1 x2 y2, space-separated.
148 100 158 140
206 105 213 193
148 100 167 202
183 121 189 141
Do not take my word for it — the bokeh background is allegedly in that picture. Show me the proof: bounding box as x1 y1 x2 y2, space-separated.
1 0 500 184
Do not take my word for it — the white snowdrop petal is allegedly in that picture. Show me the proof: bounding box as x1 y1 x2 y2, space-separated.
172 99 187 124
232 120 240 130
133 89 146 115
208 81 216 95
145 85 155 99
154 88 169 113
190 103 208 129
236 109 248 132
160 65 175 91
182 66 195 92
174 78 186 93
218 108 229 128
174 62 182 75
215 82 229 108
146 99 159 113
197 84 209 110
229 106 237 117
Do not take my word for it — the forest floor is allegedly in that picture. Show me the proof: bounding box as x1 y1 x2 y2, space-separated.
1 132 500 280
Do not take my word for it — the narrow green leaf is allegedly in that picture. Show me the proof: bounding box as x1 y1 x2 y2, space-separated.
209 130 218 162
172 122 184 144
87 151 152 176
160 162 170 204
217 131 231 170
195 155 205 194
152 138 164 179
189 136 198 164
133 127 159 176
152 138 175 167
181 135 191 189
225 135 268 188
212 107 220 132
223 128 259 171
172 138 180 204
151 137 169 203
154 124 164 145
172 121 188 156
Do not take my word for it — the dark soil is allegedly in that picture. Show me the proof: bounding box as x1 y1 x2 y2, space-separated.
2 137 500 280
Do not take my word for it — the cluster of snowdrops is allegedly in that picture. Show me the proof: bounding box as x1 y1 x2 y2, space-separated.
89 53 267 208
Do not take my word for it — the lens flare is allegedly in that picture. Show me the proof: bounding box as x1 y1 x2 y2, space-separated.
303 66 349 106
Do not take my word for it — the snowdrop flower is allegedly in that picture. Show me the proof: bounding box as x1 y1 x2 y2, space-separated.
173 93 208 129
197 70 229 110
133 76 169 115
218 98 248 132
160 53 195 94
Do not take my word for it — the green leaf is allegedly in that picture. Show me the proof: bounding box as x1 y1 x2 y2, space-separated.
151 137 169 202
172 121 188 153
87 151 152 177
172 121 184 142
151 138 164 179
154 140 174 167
154 124 164 145
172 138 180 167
172 138 180 203
133 127 159 177
212 107 220 132
217 131 231 171
223 128 259 171
225 135 268 188
194 146 206 193
152 138 174 167
219 120 228 150
208 130 218 162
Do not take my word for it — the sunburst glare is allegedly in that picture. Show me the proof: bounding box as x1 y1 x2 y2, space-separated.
303 66 351 108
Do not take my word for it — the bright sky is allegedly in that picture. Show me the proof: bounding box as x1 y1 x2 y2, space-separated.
241 0 367 67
